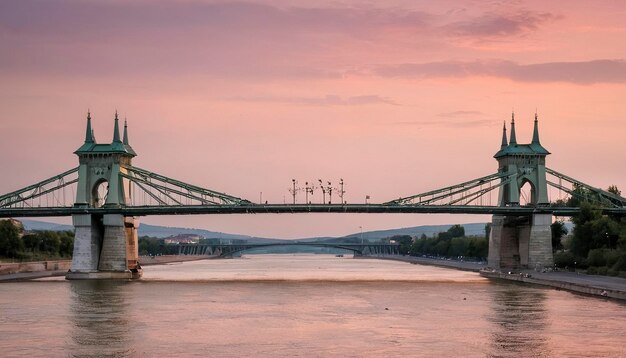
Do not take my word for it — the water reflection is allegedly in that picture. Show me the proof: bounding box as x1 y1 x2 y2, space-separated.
68 280 135 357
488 283 551 357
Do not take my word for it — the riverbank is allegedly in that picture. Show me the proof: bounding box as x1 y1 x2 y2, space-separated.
0 260 71 281
139 255 216 266
480 269 626 300
376 255 626 301
0 255 216 281
370 255 486 272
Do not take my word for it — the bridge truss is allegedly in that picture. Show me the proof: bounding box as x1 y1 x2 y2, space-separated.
1 166 625 217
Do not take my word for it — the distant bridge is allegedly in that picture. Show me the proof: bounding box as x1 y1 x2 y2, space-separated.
176 242 400 257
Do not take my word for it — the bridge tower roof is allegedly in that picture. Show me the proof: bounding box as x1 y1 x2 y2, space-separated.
494 112 550 158
75 111 137 157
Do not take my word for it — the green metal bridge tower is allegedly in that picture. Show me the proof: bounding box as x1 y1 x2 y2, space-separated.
67 112 142 279
488 113 553 269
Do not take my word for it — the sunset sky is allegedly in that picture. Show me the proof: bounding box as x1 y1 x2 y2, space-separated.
1 0 625 238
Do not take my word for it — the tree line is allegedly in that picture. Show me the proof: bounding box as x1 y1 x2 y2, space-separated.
139 237 179 256
550 185 626 276
0 220 73 261
386 224 489 261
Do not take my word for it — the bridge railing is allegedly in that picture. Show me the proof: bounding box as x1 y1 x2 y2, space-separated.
546 168 626 208
121 165 251 206
0 167 78 209
384 172 511 206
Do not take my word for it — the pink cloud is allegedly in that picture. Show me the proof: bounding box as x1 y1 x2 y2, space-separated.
373 59 626 84
227 95 399 106
443 10 560 38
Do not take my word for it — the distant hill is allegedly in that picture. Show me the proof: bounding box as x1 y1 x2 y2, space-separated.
19 219 573 243
21 219 73 232
312 223 489 243
138 223 282 243
20 219 282 244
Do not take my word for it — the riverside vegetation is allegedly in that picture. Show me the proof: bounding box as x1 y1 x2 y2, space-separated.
0 220 73 262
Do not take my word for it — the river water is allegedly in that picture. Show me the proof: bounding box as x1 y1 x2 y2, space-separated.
1 254 625 357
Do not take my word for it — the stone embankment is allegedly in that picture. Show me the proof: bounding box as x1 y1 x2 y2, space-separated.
0 260 71 281
139 255 216 266
0 255 215 281
0 260 71 275
377 255 626 301
479 269 626 300
371 255 486 272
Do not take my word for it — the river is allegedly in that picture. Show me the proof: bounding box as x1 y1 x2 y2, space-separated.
1 254 625 357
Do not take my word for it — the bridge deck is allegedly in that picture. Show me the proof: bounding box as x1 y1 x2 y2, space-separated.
1 204 622 218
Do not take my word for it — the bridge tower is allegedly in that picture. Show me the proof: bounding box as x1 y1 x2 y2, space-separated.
488 113 554 270
66 111 142 279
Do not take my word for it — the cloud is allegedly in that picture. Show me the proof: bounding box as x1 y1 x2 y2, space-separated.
228 95 398 106
0 1 430 79
437 110 485 118
443 10 559 38
392 119 493 128
373 59 626 84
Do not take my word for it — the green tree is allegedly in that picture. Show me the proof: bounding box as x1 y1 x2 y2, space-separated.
607 185 621 197
59 232 74 257
566 184 595 207
449 237 468 257
39 231 61 254
22 234 40 253
447 224 465 238
0 220 24 258
484 223 491 240
570 202 602 257
551 220 568 251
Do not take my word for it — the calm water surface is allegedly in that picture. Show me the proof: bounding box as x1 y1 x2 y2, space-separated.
1 254 625 357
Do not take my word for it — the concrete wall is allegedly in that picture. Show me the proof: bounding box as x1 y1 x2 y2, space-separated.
70 214 102 272
124 217 140 270
0 260 71 275
98 214 128 271
489 214 553 270
528 214 554 269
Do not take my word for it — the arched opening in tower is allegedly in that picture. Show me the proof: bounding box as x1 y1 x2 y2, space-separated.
92 180 109 208
519 180 536 206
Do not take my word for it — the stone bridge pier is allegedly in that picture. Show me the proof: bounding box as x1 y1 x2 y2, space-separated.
488 214 553 270
67 214 141 279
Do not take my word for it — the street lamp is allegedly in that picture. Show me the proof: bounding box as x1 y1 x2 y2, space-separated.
359 226 363 244
289 179 299 204
318 179 326 204
327 181 333 204
338 178 345 204
305 182 315 204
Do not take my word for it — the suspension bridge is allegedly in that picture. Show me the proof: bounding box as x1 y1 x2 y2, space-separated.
0 111 624 279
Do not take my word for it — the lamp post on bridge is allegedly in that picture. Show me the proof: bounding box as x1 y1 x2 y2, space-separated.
289 179 300 204
338 178 345 204
327 181 333 204
318 179 326 204
305 182 314 204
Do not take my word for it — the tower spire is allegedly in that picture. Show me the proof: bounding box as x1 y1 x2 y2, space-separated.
532 111 540 144
509 111 517 145
112 110 121 143
123 117 129 145
85 110 94 143
500 120 508 148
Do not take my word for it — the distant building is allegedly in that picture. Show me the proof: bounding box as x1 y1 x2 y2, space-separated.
163 234 202 245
